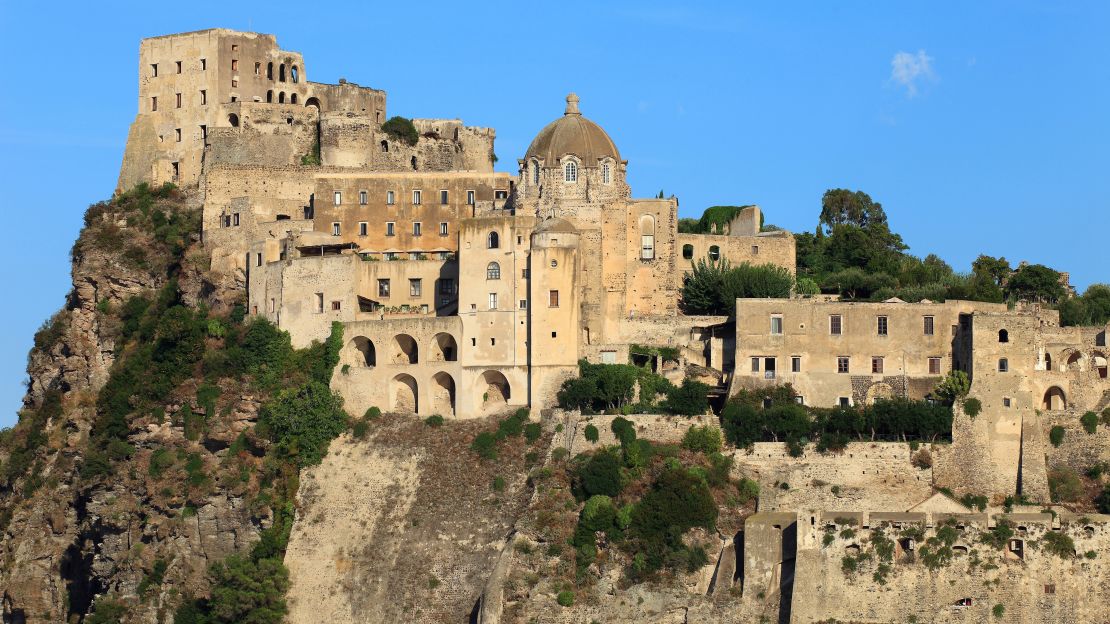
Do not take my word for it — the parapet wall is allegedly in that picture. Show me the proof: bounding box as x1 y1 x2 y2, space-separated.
320 113 495 172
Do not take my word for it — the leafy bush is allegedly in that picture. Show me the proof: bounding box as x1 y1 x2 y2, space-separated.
1096 485 1110 514
583 423 600 443
681 425 722 454
491 476 506 492
556 590 575 607
87 598 128 624
960 493 988 512
627 466 718 574
911 447 933 469
962 398 982 418
524 422 542 444
993 604 1005 618
736 478 760 504
1049 425 1066 447
149 448 175 478
424 415 444 428
470 432 498 460
1040 531 1076 558
138 558 169 594
364 406 381 420
1081 411 1098 434
573 450 623 499
610 417 636 447
580 495 617 533
206 555 289 623
680 258 794 315
258 381 348 468
382 116 419 146
933 370 970 402
663 379 710 416
351 418 370 440
979 519 1014 550
1049 467 1085 503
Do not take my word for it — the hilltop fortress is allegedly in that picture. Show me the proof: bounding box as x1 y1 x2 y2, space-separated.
112 28 1110 623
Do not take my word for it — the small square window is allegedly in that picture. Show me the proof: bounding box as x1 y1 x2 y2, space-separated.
331 300 341 311
998 358 1009 372
409 279 422 297
770 315 783 335
872 357 884 374
519 299 527 309
358 222 367 236
837 356 850 374
839 397 851 408
1003 397 1012 408
551 331 557 338
331 222 341 236
928 357 941 375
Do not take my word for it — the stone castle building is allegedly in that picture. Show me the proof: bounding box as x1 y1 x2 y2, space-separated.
118 28 795 420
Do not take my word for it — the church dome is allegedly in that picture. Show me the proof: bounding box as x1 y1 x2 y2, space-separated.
534 217 577 234
525 94 620 166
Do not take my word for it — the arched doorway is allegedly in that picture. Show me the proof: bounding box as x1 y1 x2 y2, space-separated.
479 370 510 410
1066 351 1083 372
228 113 239 127
1093 352 1108 379
432 372 456 416
430 333 457 362
392 334 418 364
1042 386 1067 411
345 336 375 367
305 96 321 109
391 374 418 413
865 382 894 405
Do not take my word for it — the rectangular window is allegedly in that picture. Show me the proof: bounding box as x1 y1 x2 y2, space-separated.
439 279 456 294
519 299 527 309
171 162 179 179
413 190 422 205
440 190 449 204
872 357 884 374
231 59 238 71
175 92 182 108
764 357 776 379
549 290 560 307
495 190 508 199
412 222 422 236
928 357 941 374
331 222 340 236
269 298 275 313
232 213 240 226
791 356 801 373
334 191 342 206
314 293 324 313
770 315 783 335
331 300 341 311
359 190 367 205
358 222 367 236
151 63 158 77
877 315 888 336
200 58 206 70
176 60 182 74
830 314 842 335
223 215 231 227
175 128 181 142
641 235 655 259
150 96 157 112
752 245 760 255
467 190 475 205
489 293 498 310
386 190 395 205
254 62 261 75
751 357 760 373
256 253 262 267
522 268 529 279
837 356 850 374
439 222 448 236
923 315 935 336
386 222 395 236
409 279 422 297
839 397 851 408
200 90 207 105
1003 397 1012 408
378 279 390 297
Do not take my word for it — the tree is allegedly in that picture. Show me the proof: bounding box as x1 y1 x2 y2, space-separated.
933 371 971 403
972 255 1012 287
680 259 794 315
207 555 289 624
663 379 710 416
819 189 888 233
574 450 623 499
381 116 418 146
259 381 348 467
1005 263 1064 303
720 400 762 449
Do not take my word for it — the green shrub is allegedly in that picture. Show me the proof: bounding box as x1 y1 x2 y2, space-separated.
259 381 348 468
580 495 617 532
933 370 970 402
424 414 444 428
491 476 506 492
1040 531 1076 558
382 116 419 146
681 425 722 454
627 466 718 574
960 493 988 512
680 258 794 315
736 478 760 504
138 558 169 594
962 397 982 418
1080 411 1098 434
979 519 1014 550
556 590 575 607
610 416 636 446
206 555 289 623
496 410 526 439
1048 467 1084 503
1049 425 1066 447
583 423 599 443
471 432 498 460
148 448 175 478
992 604 1005 618
351 418 370 440
663 380 710 416
574 450 623 499
524 422 542 444
1096 484 1110 514
364 406 382 420
87 598 128 624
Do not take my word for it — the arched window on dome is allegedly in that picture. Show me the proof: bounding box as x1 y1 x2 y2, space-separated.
532 160 540 185
487 231 500 249
487 262 501 280
602 162 612 184
564 161 577 183
639 214 656 260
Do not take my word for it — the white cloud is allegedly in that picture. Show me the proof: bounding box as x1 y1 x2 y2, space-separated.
889 50 936 97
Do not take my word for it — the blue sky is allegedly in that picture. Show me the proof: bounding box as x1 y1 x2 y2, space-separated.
1 1 1107 427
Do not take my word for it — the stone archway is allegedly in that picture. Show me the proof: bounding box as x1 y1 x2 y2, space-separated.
1092 352 1107 379
479 370 510 410
391 374 418 414
430 333 458 362
344 336 375 367
392 334 418 364
865 382 894 405
1065 350 1083 372
1042 386 1067 411
432 372 456 416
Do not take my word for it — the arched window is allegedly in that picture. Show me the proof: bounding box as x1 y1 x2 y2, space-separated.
532 160 540 185
709 245 720 261
411 156 418 170
602 162 611 184
279 64 286 82
1045 353 1052 371
999 329 1009 343
267 62 273 80
291 65 299 83
998 358 1009 372
290 93 298 104
564 161 577 182
266 90 273 103
682 244 694 260
380 140 389 152
639 214 656 260
487 262 501 280
228 113 240 127
278 92 285 104
487 231 500 249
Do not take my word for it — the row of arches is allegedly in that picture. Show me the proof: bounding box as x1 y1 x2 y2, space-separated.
265 62 299 83
346 333 458 367
388 369 511 415
266 90 299 104
681 244 720 261
1047 349 1108 377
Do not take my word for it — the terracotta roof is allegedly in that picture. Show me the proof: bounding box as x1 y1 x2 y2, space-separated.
525 94 620 166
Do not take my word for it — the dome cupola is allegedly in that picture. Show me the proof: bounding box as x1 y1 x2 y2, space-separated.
524 94 621 166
